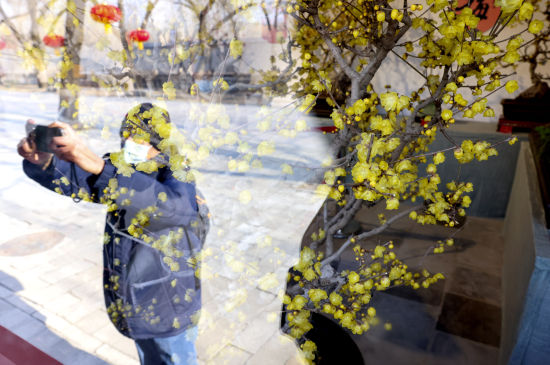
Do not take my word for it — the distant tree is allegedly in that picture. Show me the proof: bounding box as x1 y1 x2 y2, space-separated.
58 0 86 123
0 0 50 87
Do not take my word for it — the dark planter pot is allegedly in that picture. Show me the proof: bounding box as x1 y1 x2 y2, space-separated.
280 307 364 364
310 97 334 118
501 98 550 122
310 97 346 118
529 127 550 228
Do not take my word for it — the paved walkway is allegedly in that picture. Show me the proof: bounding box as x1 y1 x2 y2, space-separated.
0 90 330 364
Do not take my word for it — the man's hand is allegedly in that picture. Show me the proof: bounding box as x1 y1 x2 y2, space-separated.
49 121 105 175
17 129 52 166
17 119 52 166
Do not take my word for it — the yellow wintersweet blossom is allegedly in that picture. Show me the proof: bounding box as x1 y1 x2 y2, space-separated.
258 235 272 247
386 198 399 210
329 292 343 306
107 50 126 63
266 312 278 323
311 79 325 92
257 141 275 156
519 1 534 20
370 115 394 136
348 271 360 284
315 184 331 198
258 272 279 291
308 289 328 303
379 276 391 288
495 0 522 14
484 109 496 117
239 190 252 204
229 39 243 58
505 80 519 93
295 119 307 132
224 288 248 312
175 45 190 62
136 160 159 174
303 268 318 281
331 110 345 130
227 258 245 273
351 99 367 115
367 307 376 317
441 109 453 121
528 19 544 34
225 131 239 145
433 152 445 165
445 82 458 93
395 159 413 173
380 92 398 112
158 192 168 202
299 94 316 113
110 151 135 177
281 163 294 175
288 295 308 310
302 340 317 362
213 78 229 91
379 92 409 112
327 170 342 186
237 160 249 172
373 245 386 258
162 81 176 100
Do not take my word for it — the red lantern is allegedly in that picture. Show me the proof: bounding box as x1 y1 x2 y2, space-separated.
43 34 65 48
127 29 149 50
90 4 121 33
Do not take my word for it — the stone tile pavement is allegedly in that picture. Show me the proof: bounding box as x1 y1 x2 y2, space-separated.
0 90 330 364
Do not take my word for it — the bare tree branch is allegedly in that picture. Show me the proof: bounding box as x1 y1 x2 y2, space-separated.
140 0 160 29
321 205 420 267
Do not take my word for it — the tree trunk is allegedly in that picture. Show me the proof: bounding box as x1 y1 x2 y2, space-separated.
34 72 44 88
58 0 85 125
28 0 44 89
145 75 154 96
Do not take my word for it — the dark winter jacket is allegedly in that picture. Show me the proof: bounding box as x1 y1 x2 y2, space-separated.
23 155 202 339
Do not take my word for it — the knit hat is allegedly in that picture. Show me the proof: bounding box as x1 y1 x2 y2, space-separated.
120 103 172 150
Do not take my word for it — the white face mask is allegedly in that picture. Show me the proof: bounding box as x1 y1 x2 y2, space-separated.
123 139 150 164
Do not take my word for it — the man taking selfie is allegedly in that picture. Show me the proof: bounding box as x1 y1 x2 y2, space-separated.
17 103 206 365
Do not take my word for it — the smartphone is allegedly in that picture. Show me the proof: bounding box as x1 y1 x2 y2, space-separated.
31 125 64 153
